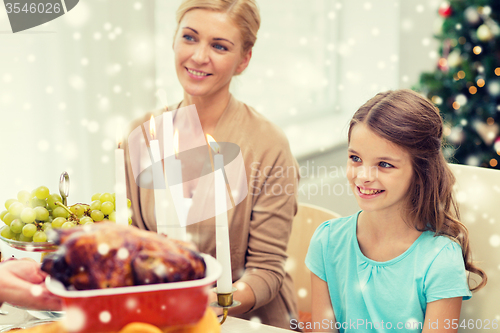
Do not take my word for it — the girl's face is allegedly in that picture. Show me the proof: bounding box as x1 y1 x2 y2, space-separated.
173 9 251 98
347 123 414 216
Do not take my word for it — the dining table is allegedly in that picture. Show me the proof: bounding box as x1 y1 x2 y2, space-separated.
0 303 292 332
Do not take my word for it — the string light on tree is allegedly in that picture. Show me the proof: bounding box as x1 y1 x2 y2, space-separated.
448 127 465 144
477 24 493 42
487 81 500 97
466 155 480 166
432 96 443 105
456 94 467 106
438 58 448 71
482 6 492 16
464 6 480 25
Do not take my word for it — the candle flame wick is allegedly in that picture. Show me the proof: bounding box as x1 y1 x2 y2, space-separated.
206 134 220 154
149 115 156 140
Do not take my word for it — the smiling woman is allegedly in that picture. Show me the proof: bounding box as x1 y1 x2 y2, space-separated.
124 0 300 330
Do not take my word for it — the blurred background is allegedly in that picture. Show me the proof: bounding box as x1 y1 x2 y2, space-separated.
0 0 498 217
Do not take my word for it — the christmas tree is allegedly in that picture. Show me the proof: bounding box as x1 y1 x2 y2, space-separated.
416 0 500 169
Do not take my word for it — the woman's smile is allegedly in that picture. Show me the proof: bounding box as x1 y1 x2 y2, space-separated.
185 67 213 79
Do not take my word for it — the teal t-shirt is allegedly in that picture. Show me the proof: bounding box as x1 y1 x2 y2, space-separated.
305 211 472 333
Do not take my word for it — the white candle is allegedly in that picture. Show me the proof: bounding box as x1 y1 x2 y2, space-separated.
162 111 175 166
211 140 232 293
114 141 127 226
149 116 168 234
150 139 169 235
164 130 186 241
162 111 186 241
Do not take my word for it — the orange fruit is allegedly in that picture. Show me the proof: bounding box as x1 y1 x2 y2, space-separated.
119 323 163 333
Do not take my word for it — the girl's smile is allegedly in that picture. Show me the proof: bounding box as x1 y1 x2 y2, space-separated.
356 186 385 198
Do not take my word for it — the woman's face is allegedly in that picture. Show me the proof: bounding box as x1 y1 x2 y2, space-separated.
173 9 251 98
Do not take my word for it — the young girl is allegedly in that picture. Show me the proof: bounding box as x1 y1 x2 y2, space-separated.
306 89 487 333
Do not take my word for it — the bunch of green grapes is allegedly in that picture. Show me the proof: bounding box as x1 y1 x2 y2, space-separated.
0 187 131 243
0 186 61 243
87 192 132 226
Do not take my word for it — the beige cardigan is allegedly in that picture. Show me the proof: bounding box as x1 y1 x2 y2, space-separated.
124 96 299 329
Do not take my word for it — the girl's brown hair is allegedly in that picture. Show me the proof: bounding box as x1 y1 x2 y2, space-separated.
348 89 487 292
175 0 261 55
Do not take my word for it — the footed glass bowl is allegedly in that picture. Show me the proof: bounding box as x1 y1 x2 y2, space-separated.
0 235 58 252
0 319 57 332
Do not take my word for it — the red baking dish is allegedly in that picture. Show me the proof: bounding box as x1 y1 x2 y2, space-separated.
45 254 221 333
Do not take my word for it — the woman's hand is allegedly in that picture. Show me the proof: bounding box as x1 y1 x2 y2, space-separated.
0 258 62 311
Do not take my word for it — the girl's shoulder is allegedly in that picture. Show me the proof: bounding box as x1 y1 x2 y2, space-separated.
313 211 359 240
418 231 463 253
415 232 465 269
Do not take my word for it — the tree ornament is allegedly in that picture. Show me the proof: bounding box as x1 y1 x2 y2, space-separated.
477 24 494 42
494 137 500 152
438 2 452 18
434 17 444 35
466 155 481 166
437 39 452 72
486 19 500 37
438 58 448 72
447 49 462 67
474 120 499 146
448 126 465 144
464 6 481 25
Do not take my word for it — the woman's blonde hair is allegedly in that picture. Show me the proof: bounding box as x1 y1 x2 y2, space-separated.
175 0 261 55
349 89 487 292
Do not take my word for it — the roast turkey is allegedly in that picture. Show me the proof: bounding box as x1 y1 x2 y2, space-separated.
41 223 206 290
